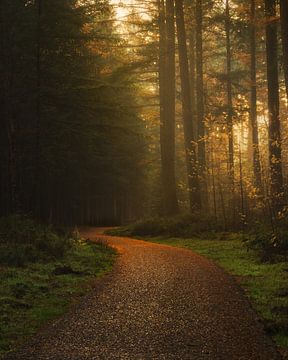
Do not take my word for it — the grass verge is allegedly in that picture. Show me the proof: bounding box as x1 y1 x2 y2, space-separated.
0 239 116 357
125 233 288 350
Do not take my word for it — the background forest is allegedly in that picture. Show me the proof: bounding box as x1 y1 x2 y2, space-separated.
0 0 146 225
1 0 288 247
2 0 288 355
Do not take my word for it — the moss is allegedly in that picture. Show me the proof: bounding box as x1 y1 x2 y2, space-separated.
0 241 116 356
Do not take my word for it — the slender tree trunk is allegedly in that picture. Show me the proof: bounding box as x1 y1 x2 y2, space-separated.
196 0 206 180
175 0 201 211
188 13 197 137
250 0 262 190
280 0 288 99
265 0 283 208
1 3 20 213
210 141 217 220
239 142 245 217
158 0 178 215
225 0 234 180
35 0 42 218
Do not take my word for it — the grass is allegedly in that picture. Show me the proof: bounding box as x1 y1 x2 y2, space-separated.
0 240 116 357
134 233 288 349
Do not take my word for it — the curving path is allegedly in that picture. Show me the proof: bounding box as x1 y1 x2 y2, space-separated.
4 228 282 359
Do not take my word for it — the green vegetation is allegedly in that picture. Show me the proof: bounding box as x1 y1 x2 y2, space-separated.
0 216 116 356
107 213 224 238
109 215 288 261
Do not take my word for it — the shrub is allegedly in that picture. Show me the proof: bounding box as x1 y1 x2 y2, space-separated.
107 213 224 238
0 215 76 266
244 225 288 262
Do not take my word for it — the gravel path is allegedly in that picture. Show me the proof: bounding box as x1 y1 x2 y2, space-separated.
4 228 282 359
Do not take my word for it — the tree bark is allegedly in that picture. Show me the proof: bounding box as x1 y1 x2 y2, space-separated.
225 0 234 180
195 0 208 207
188 13 197 137
158 0 178 215
280 0 288 99
35 0 42 218
196 0 206 178
175 0 200 211
265 0 283 206
250 0 262 190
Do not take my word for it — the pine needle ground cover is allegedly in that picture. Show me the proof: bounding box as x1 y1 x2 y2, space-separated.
0 219 116 356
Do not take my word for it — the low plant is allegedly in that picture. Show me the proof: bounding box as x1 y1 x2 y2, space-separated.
245 225 288 262
0 215 77 267
107 213 224 238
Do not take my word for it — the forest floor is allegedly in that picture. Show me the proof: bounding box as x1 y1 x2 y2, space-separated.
0 237 115 358
2 228 282 359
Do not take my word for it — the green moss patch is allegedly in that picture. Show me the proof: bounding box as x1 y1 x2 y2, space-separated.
0 241 116 356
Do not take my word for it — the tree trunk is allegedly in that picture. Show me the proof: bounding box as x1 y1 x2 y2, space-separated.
196 0 206 177
175 0 201 211
35 0 42 218
1 2 20 213
265 0 283 207
280 0 288 99
158 0 178 215
188 13 197 137
225 0 234 180
196 0 207 207
250 0 262 190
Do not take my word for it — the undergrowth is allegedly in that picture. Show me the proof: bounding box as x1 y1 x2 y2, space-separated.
108 214 288 262
0 216 116 356
0 215 76 267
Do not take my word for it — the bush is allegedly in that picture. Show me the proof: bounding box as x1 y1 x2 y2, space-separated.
0 215 76 266
244 225 288 262
107 213 224 238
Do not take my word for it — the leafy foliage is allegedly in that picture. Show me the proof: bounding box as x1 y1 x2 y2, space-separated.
245 225 288 262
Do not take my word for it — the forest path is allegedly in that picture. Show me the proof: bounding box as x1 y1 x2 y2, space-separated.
5 228 281 360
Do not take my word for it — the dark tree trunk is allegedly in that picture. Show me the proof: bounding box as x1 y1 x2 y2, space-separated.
34 0 42 218
265 0 283 206
175 0 201 211
1 2 21 214
196 0 206 177
195 0 207 207
225 0 234 180
158 0 178 215
250 0 262 190
280 0 288 99
188 22 197 136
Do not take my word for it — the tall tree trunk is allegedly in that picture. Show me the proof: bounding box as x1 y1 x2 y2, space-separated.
225 0 234 180
158 0 178 215
280 0 288 99
265 0 283 207
35 0 42 218
1 2 20 213
175 0 201 211
250 0 262 190
188 11 197 137
196 0 206 179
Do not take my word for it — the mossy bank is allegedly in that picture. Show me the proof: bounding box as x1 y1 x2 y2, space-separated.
0 217 116 357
